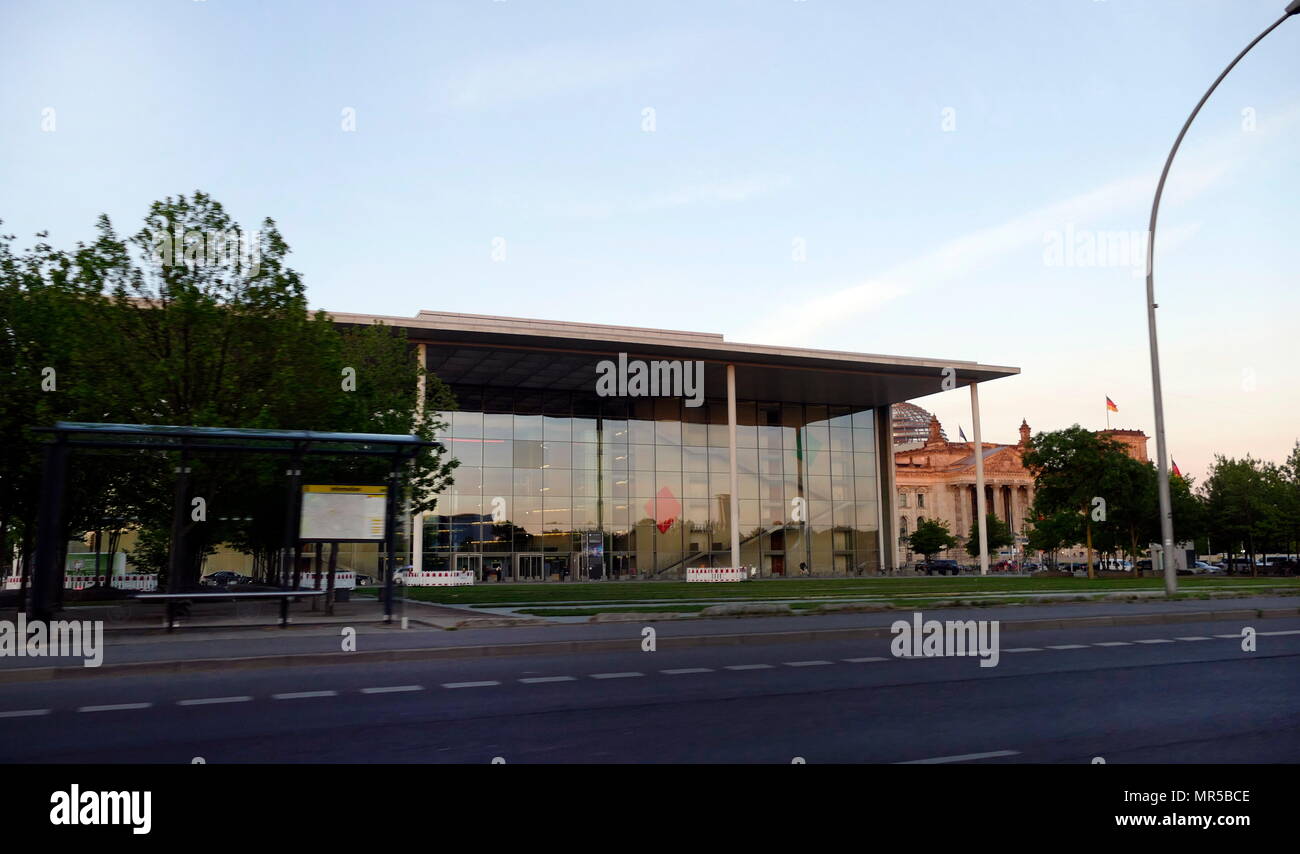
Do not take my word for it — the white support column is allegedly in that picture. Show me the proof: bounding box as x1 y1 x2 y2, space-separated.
727 364 741 570
876 405 898 574
970 382 989 576
412 342 427 574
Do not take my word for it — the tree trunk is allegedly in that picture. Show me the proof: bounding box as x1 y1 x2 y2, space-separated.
18 524 34 612
1085 519 1094 580
325 542 338 616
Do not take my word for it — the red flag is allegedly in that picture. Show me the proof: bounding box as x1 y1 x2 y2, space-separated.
1172 459 1182 478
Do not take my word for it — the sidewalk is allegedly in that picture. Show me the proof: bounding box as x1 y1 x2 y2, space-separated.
1 593 1296 682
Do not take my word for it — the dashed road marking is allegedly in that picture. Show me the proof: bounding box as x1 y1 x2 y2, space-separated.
361 685 423 694
1257 630 1300 637
1047 644 1088 650
442 681 500 689
661 668 713 675
725 664 774 670
1214 634 1241 639
79 703 152 712
178 696 252 706
0 709 51 718
1005 648 1041 653
1175 636 1212 641
1135 639 1174 644
519 676 577 684
843 657 888 663
590 672 643 679
1094 642 1132 646
896 749 1021 765
784 660 833 667
272 691 338 700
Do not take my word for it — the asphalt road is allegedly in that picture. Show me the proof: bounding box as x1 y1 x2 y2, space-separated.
3 594 1298 669
1 616 1296 763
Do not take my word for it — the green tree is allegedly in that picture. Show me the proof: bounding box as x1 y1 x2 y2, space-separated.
965 513 1014 559
907 518 958 565
1203 455 1270 575
2 193 458 593
1025 509 1083 568
1021 426 1132 579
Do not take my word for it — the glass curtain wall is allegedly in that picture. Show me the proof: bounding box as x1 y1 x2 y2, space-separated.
422 385 880 580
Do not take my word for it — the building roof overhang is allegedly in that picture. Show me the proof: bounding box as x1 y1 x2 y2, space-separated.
329 309 1021 409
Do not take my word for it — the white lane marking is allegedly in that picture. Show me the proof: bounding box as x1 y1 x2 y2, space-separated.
1135 639 1174 644
519 676 577 684
1175 636 1213 641
661 668 713 675
784 660 833 667
1005 648 1041 653
178 696 252 706
589 672 643 679
1047 644 1088 650
1214 633 1241 638
272 691 338 700
0 709 51 718
896 749 1021 765
442 681 500 689
843 657 888 663
725 664 774 670
78 703 152 712
361 685 423 694
1257 630 1300 636
1094 642 1132 647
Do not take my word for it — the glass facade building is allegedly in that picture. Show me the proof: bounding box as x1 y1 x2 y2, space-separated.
423 390 881 580
327 309 1019 581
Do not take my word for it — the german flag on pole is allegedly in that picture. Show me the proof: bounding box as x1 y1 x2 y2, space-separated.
1106 396 1118 412
1172 459 1183 478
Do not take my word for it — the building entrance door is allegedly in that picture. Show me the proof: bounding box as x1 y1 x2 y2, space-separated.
543 553 571 581
516 553 545 581
454 553 482 581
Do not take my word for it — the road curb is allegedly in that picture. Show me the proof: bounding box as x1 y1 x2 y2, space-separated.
1 605 1295 683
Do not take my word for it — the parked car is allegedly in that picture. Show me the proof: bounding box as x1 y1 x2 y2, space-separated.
1191 561 1220 574
204 571 249 587
923 558 961 576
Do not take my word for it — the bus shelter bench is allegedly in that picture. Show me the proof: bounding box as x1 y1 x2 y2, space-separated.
134 590 328 631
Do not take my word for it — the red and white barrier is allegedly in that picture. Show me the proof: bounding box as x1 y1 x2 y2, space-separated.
3 574 158 591
402 570 475 587
686 567 753 583
297 571 356 590
115 575 159 591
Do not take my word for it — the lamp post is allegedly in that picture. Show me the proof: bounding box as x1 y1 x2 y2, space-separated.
1145 1 1299 596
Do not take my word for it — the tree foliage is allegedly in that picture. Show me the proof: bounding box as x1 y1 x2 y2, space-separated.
907 518 958 562
0 193 457 590
965 513 1014 558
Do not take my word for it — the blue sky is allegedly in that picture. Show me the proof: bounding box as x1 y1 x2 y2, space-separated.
2 0 1297 482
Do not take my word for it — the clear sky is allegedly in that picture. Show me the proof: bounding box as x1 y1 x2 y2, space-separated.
3 0 1297 484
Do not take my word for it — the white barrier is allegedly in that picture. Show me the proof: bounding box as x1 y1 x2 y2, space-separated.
686 567 753 583
402 570 475 587
297 571 356 590
3 574 158 591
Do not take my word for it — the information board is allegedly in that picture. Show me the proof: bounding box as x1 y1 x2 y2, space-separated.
299 484 387 542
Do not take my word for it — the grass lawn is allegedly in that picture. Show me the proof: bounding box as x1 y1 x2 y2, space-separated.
366 575 1300 608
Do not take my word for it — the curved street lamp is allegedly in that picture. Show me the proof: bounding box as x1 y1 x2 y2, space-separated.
1146 1 1299 596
